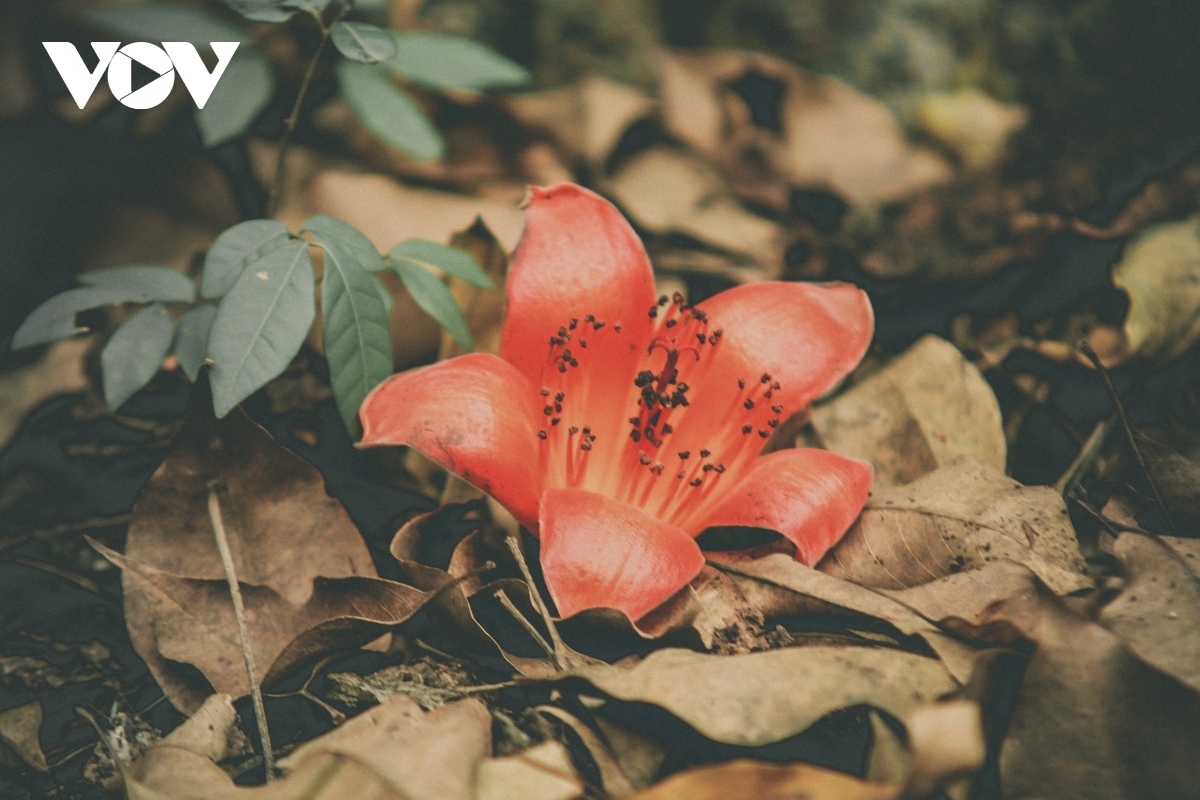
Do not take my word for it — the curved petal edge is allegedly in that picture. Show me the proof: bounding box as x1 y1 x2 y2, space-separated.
697 448 873 565
359 353 542 531
540 488 705 621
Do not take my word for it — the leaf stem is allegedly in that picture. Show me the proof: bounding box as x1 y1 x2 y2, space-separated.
266 5 349 218
494 587 555 658
207 482 275 780
1078 341 1176 535
504 535 570 670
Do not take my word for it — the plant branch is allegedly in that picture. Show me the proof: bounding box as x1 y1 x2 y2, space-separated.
494 587 555 658
207 483 274 780
1078 341 1176 535
266 5 348 218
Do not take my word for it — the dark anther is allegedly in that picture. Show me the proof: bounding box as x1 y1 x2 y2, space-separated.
540 389 550 396
772 380 781 390
593 321 605 330
708 334 719 345
677 383 689 393
648 307 659 318
651 464 664 475
569 318 578 330
662 424 673 434
557 363 567 373
649 409 662 426
763 390 773 399
569 426 579 435
583 427 591 434
538 430 548 440
679 451 690 459
672 292 684 305
585 314 595 323
744 398 756 410
629 416 641 425
665 319 677 329
700 449 711 458
690 478 703 487
768 419 779 428
580 340 588 348
570 358 579 367
678 471 687 479
614 324 622 332
742 424 753 434
554 403 562 413
771 404 783 413
555 392 565 401
714 464 726 474
758 430 770 438
562 349 571 359
630 430 641 443
551 418 560 425
738 378 746 389
635 370 656 387
703 464 713 472
581 442 592 451
544 406 553 415
658 295 669 306
761 373 771 383
639 453 651 465
696 333 707 345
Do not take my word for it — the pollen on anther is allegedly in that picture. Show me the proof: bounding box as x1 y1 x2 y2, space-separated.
771 404 784 413
689 478 702 487
568 426 579 435
551 418 560 425
700 449 711 458
742 424 752 434
679 451 690 459
581 442 592 451
758 430 769 438
543 406 553 415
639 453 651 465
744 399 755 410
538 431 547 440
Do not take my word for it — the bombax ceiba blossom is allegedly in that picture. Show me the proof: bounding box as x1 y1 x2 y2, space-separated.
360 184 874 622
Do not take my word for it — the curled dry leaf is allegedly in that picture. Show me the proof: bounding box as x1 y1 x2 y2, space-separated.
1099 533 1200 693
562 646 956 748
628 759 899 800
660 50 952 206
810 335 1005 488
439 218 509 360
1111 213 1200 364
1137 433 1200 532
818 456 1091 595
605 147 784 268
975 568 1200 800
536 705 638 797
112 394 429 712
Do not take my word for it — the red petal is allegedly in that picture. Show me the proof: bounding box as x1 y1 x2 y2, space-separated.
500 184 657 482
648 282 872 499
359 353 542 531
540 488 705 620
697 281 873 412
695 449 872 565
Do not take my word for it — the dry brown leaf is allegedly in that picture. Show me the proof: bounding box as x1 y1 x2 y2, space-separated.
94 538 432 708
818 456 1091 595
0 700 48 773
0 337 89 451
605 147 783 267
629 759 900 800
505 76 656 165
901 701 985 799
281 696 492 800
914 89 1028 171
978 569 1200 800
114 396 426 711
811 335 1005 488
564 646 956 747
1111 213 1200 364
660 50 952 205
476 740 584 800
536 705 637 797
593 716 667 791
440 218 509 360
1099 533 1200 693
1138 434 1200 532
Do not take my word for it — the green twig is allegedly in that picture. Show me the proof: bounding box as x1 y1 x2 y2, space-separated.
266 5 349 217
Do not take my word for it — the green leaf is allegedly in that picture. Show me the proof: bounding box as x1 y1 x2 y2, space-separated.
84 3 252 45
77 265 197 302
386 32 529 91
336 60 444 160
207 240 316 418
220 0 294 22
173 304 218 381
314 227 395 437
101 303 175 411
374 274 394 314
12 280 197 350
280 0 333 15
302 215 386 272
388 255 472 350
203 220 291 299
331 21 397 64
196 48 274 146
388 239 493 289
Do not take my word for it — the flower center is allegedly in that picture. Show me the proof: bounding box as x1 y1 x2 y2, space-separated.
533 293 786 530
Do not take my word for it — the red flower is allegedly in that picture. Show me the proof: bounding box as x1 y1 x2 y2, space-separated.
360 184 873 622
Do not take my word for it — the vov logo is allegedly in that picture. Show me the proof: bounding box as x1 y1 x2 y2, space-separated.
42 41 239 110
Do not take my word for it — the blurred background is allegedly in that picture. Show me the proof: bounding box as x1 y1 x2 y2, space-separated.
2 1 1200 795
